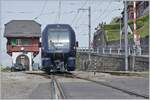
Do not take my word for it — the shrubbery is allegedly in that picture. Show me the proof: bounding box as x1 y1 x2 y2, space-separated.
103 15 149 41
0 66 11 72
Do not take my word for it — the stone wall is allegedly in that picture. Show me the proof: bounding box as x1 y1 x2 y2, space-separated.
76 52 149 71
129 55 149 71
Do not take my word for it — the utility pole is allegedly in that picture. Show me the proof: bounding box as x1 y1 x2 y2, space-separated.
88 6 91 61
124 1 128 71
58 0 61 23
133 1 141 55
78 6 91 61
119 17 122 49
0 0 1 66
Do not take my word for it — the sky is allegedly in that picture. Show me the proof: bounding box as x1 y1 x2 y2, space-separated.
0 0 124 66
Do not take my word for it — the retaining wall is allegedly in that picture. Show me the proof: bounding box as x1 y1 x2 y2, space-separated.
76 52 149 71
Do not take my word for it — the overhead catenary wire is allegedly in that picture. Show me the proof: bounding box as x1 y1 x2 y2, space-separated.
58 0 61 23
34 0 48 20
89 0 94 6
92 1 112 26
74 0 105 39
71 0 89 26
73 0 103 26
73 0 92 26
74 0 104 32
54 0 61 24
102 8 123 23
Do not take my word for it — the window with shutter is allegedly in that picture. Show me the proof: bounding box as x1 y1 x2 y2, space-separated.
11 39 17 46
11 39 30 46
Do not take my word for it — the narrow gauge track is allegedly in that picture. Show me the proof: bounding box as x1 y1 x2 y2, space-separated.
25 71 149 99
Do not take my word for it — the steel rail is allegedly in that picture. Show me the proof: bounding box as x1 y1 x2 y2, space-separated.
50 75 66 99
70 74 149 99
25 72 66 99
54 72 149 99
55 78 66 99
25 71 149 99
50 76 58 99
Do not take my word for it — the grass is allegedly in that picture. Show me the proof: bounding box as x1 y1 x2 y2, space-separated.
106 30 121 41
137 19 149 38
103 15 149 41
0 66 11 72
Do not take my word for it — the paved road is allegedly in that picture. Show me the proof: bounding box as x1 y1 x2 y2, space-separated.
1 72 148 99
1 72 51 99
29 82 51 99
73 71 149 97
106 76 149 96
58 77 143 99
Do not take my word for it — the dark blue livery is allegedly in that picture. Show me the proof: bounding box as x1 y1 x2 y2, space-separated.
42 24 77 73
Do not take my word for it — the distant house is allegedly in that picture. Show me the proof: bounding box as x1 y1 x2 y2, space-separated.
122 1 149 20
4 20 41 71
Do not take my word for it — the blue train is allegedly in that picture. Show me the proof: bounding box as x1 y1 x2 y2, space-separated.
41 24 77 73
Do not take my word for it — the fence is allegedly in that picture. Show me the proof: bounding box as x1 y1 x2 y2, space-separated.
77 46 149 56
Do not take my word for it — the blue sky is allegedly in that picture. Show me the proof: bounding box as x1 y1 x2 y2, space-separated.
0 0 123 66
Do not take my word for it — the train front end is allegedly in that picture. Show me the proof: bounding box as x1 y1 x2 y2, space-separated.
42 24 76 73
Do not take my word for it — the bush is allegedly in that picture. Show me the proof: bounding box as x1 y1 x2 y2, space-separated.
103 24 123 30
0 66 11 72
103 15 149 41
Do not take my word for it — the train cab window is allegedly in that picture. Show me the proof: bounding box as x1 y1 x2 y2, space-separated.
48 30 70 49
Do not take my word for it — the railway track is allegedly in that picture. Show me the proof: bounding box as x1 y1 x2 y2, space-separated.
25 71 149 99
50 75 66 99
25 71 66 99
75 76 149 99
54 72 149 99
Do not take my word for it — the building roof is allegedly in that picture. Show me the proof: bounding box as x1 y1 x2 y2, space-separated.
4 20 41 37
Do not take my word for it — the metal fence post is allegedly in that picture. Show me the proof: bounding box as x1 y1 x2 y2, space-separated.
97 48 99 54
139 47 141 55
129 47 131 55
118 48 120 55
103 48 105 54
109 48 112 54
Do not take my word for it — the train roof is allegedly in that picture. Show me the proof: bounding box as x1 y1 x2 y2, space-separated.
44 24 74 31
4 20 41 37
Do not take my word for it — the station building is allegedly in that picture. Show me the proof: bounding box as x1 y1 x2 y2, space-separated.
4 20 41 71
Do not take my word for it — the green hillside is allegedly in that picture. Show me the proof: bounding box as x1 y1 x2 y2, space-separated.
103 15 149 41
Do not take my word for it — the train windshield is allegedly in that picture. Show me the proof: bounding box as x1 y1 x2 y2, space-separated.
48 30 70 49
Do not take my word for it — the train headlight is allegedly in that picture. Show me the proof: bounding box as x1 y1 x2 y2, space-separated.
73 46 76 49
